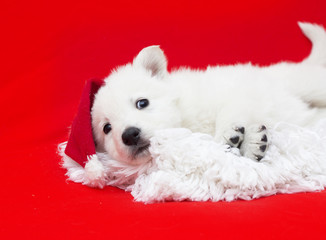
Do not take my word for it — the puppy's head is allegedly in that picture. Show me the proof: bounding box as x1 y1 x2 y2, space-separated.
91 46 181 164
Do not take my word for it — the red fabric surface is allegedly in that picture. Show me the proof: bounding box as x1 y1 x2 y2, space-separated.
1 0 326 239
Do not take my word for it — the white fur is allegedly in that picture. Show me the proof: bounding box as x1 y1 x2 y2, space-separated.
91 22 326 164
59 23 326 200
58 142 151 190
58 142 107 188
132 121 326 203
60 120 326 203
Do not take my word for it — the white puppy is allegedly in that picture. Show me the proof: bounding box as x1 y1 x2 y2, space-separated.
91 22 326 164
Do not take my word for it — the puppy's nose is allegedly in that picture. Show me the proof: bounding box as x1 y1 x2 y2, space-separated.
122 127 141 146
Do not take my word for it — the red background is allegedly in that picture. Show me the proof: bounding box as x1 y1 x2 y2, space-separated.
1 0 326 239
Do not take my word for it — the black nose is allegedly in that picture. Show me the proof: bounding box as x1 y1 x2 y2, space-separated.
122 127 141 146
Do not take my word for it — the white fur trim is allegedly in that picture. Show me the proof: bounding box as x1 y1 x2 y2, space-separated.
59 119 326 203
131 121 326 203
84 155 107 188
57 142 151 189
58 143 107 189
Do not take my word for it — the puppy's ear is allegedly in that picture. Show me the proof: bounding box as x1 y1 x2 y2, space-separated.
133 45 167 78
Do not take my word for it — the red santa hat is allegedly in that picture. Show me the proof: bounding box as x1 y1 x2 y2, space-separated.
59 79 108 188
65 79 103 166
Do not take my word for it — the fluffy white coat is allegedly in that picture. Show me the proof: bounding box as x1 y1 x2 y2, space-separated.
91 22 326 164
59 120 326 203
59 23 326 202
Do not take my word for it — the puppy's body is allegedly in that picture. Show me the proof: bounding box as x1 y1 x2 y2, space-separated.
92 22 326 164
171 63 326 133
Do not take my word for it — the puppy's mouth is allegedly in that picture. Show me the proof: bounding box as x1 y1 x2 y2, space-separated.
131 142 151 159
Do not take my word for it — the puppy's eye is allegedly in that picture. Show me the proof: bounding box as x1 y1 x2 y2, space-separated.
136 99 149 110
103 123 112 134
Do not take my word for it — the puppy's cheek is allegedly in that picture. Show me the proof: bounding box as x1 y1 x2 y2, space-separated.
106 140 127 161
95 136 106 152
106 140 118 157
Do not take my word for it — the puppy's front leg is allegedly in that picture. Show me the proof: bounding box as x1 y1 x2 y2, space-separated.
214 119 269 161
240 124 269 161
213 111 246 147
220 125 245 149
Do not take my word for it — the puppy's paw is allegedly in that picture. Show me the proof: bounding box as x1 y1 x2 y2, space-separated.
240 125 269 161
224 125 245 148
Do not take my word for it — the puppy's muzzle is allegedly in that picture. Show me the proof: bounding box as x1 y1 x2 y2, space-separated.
122 127 141 146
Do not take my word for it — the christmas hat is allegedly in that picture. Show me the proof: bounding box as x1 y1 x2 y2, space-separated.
59 79 108 188
65 79 102 166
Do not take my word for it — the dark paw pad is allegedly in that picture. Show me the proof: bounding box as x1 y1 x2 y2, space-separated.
259 145 267 152
258 125 266 132
236 126 245 134
261 134 268 142
226 125 245 148
230 136 240 144
254 155 264 161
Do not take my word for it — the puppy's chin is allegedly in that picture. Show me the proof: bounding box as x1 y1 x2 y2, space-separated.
127 143 152 165
130 153 152 165
109 143 152 165
123 151 152 165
